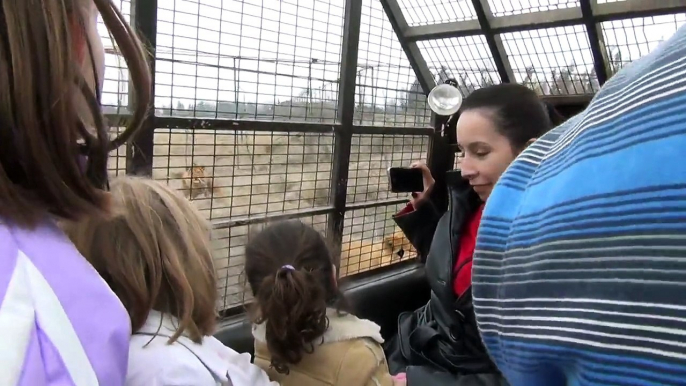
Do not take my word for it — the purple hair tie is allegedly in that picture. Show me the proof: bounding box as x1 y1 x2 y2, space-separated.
281 265 295 271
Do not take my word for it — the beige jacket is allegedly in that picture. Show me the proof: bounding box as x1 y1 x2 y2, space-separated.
253 309 394 386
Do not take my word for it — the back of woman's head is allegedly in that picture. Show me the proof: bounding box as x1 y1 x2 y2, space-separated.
64 177 217 344
461 83 565 150
245 220 346 374
0 0 151 228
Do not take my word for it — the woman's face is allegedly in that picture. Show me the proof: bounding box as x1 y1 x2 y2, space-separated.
456 110 518 201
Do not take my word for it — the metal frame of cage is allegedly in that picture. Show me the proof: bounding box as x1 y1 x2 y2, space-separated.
385 0 686 102
113 0 685 315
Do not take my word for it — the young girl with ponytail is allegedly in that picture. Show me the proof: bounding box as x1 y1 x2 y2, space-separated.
245 220 406 386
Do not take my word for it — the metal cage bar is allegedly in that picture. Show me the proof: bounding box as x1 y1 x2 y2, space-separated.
378 0 436 94
472 0 511 83
127 0 157 176
405 0 686 41
581 0 609 86
328 0 364 268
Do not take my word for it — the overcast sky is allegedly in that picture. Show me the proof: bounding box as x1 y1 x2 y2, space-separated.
98 0 685 109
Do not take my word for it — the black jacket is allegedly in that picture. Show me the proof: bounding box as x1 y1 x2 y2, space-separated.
385 171 507 386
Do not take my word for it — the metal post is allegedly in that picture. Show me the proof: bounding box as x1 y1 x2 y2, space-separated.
378 0 436 94
472 0 511 83
404 2 686 41
580 0 609 86
328 0 363 268
381 0 451 213
127 0 157 176
425 113 451 214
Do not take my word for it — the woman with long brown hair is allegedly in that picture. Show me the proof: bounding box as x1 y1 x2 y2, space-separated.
385 83 565 385
0 0 150 384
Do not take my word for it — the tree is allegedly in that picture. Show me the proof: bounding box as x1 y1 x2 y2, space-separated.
479 69 495 88
548 63 594 95
521 66 544 95
456 72 476 96
607 46 626 77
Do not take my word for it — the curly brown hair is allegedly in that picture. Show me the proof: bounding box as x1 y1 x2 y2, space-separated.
245 220 349 374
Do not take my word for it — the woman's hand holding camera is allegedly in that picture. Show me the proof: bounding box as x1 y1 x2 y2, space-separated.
409 162 435 209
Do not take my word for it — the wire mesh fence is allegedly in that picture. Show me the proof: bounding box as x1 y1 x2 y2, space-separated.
500 25 600 95
356 0 433 127
340 203 417 277
149 126 431 310
152 128 335 221
107 126 128 176
154 0 344 123
487 0 580 17
339 132 429 279
601 13 686 77
100 0 131 114
151 114 336 311
418 35 501 96
396 0 476 27
347 134 430 203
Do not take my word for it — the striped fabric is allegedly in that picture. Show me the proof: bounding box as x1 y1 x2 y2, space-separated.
473 26 686 386
0 220 130 386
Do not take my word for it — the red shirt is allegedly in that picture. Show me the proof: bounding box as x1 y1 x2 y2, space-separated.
454 204 484 297
397 202 484 297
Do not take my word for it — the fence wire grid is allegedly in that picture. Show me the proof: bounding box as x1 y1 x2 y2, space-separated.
488 0 580 17
341 203 418 277
154 0 345 123
397 0 476 27
418 35 501 96
99 0 131 114
153 128 334 221
347 134 430 203
601 13 686 76
357 0 433 127
500 25 599 95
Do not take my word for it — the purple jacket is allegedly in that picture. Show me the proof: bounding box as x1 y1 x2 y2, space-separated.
0 219 130 385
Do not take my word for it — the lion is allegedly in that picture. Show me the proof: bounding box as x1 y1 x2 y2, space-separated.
339 228 417 277
173 164 220 200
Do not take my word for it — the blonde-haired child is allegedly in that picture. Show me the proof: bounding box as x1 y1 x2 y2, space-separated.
65 177 277 386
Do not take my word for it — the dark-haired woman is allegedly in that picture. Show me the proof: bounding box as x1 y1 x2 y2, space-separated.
385 83 565 385
245 220 407 386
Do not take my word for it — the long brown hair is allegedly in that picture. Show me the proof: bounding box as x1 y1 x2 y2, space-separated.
64 177 217 344
0 0 150 228
460 83 563 151
245 220 348 374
